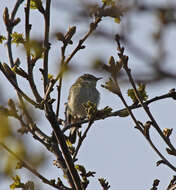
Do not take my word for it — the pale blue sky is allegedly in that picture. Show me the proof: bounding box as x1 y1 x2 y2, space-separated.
0 1 176 190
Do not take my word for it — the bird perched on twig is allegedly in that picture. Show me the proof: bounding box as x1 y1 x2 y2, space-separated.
66 74 102 143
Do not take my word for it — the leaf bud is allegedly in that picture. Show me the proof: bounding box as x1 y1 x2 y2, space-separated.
13 18 21 26
3 7 11 28
65 26 76 44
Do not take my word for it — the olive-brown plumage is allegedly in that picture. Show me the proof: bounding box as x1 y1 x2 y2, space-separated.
67 74 101 143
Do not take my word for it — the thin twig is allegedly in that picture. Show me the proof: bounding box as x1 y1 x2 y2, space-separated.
5 0 24 67
114 37 176 171
43 0 51 93
116 36 176 154
56 82 62 117
124 63 176 153
56 43 67 117
11 0 24 21
147 134 176 171
73 120 94 161
118 93 176 172
3 0 42 110
25 0 42 103
0 63 42 109
63 17 102 66
17 99 50 146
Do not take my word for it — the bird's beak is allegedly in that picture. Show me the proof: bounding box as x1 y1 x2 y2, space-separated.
96 77 102 81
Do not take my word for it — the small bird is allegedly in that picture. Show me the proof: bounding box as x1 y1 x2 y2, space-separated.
67 74 102 143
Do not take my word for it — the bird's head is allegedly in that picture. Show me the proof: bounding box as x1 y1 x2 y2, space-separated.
76 74 102 87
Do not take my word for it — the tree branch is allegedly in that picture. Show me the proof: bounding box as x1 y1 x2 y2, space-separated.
44 103 82 190
0 142 61 189
44 4 106 103
62 90 176 132
0 63 42 109
25 0 42 103
115 35 176 155
73 120 94 161
5 0 24 67
43 0 51 93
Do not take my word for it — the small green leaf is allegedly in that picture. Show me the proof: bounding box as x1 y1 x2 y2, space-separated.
11 32 24 46
138 83 148 101
102 0 115 6
24 40 44 59
102 77 121 95
30 0 45 14
83 101 97 119
48 74 54 80
114 17 121 23
0 35 6 44
66 139 72 147
10 175 22 190
103 56 122 80
127 83 148 103
30 0 43 10
127 89 137 103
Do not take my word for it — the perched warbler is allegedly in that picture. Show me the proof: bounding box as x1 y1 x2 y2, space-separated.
67 74 102 143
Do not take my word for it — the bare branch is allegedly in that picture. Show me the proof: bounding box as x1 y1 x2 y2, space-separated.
43 0 51 93
25 0 42 103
